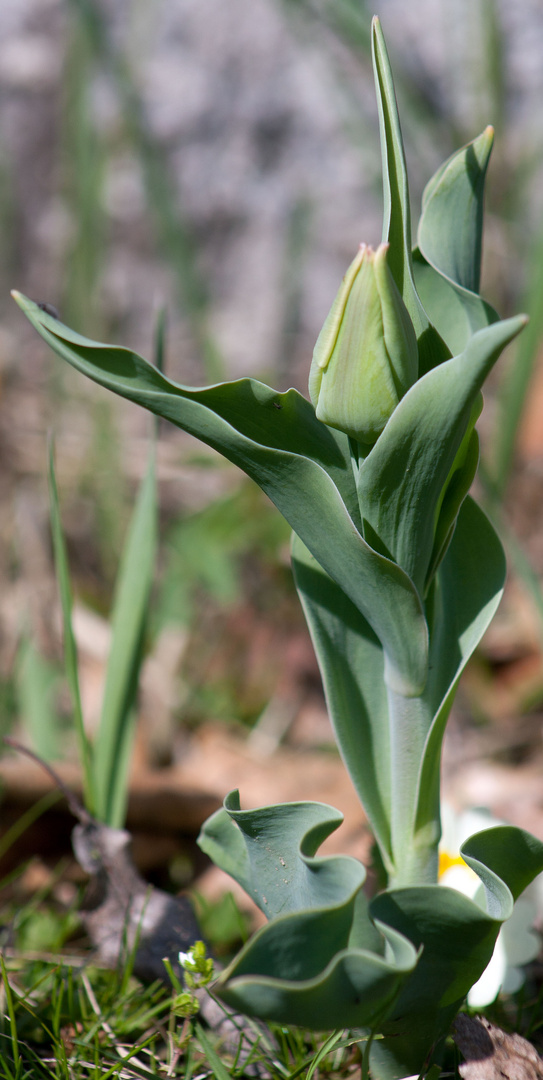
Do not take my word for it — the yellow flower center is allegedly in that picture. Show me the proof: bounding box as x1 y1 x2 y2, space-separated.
438 850 468 878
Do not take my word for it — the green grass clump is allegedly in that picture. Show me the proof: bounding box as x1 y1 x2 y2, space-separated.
0 947 373 1080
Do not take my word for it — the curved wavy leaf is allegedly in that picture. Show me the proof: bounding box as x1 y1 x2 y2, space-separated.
12 291 428 695
199 791 365 922
462 825 543 911
202 796 543 1080
199 792 418 1031
368 825 543 1078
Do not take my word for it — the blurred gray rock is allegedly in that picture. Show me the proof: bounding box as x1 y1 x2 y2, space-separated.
1 0 542 388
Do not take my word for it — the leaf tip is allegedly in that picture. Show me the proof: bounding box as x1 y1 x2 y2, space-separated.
371 14 382 42
478 125 495 156
11 290 43 318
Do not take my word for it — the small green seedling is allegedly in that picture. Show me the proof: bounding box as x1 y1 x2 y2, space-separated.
47 433 156 827
13 16 543 1080
166 942 215 1024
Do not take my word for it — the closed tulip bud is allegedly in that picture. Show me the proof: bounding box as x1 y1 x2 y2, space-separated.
309 243 418 444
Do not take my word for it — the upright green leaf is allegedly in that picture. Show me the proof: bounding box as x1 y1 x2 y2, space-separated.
414 497 506 844
371 17 450 375
418 127 494 295
356 315 526 596
93 448 157 826
413 128 498 354
195 1023 233 1080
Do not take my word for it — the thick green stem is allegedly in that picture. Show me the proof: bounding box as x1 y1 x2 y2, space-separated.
386 683 438 888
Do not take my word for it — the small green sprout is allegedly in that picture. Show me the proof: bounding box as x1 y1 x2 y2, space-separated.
172 991 201 1019
165 942 215 1022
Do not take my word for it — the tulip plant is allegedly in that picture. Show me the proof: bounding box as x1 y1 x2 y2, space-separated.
12 17 543 1080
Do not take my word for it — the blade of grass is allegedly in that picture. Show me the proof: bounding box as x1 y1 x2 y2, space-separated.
281 0 457 152
48 440 94 812
491 503 543 652
276 198 311 386
15 638 62 761
0 789 61 864
68 0 224 382
490 220 543 496
306 1030 344 1080
154 306 167 375
61 8 105 335
153 307 167 441
479 465 543 651
480 0 506 136
93 447 157 826
0 956 20 1075
195 1021 233 1080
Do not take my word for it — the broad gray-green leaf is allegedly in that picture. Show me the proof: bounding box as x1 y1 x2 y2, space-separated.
291 533 392 869
371 17 450 376
418 127 493 295
414 497 506 845
357 315 526 596
12 292 428 695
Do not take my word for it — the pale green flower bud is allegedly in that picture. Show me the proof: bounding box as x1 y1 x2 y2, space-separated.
309 243 418 444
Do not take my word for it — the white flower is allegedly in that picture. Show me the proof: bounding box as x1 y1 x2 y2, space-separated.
439 805 541 1007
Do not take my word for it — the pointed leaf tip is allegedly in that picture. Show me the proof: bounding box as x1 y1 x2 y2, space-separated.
11 290 37 315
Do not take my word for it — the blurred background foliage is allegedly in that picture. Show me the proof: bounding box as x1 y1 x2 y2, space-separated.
2 0 543 814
